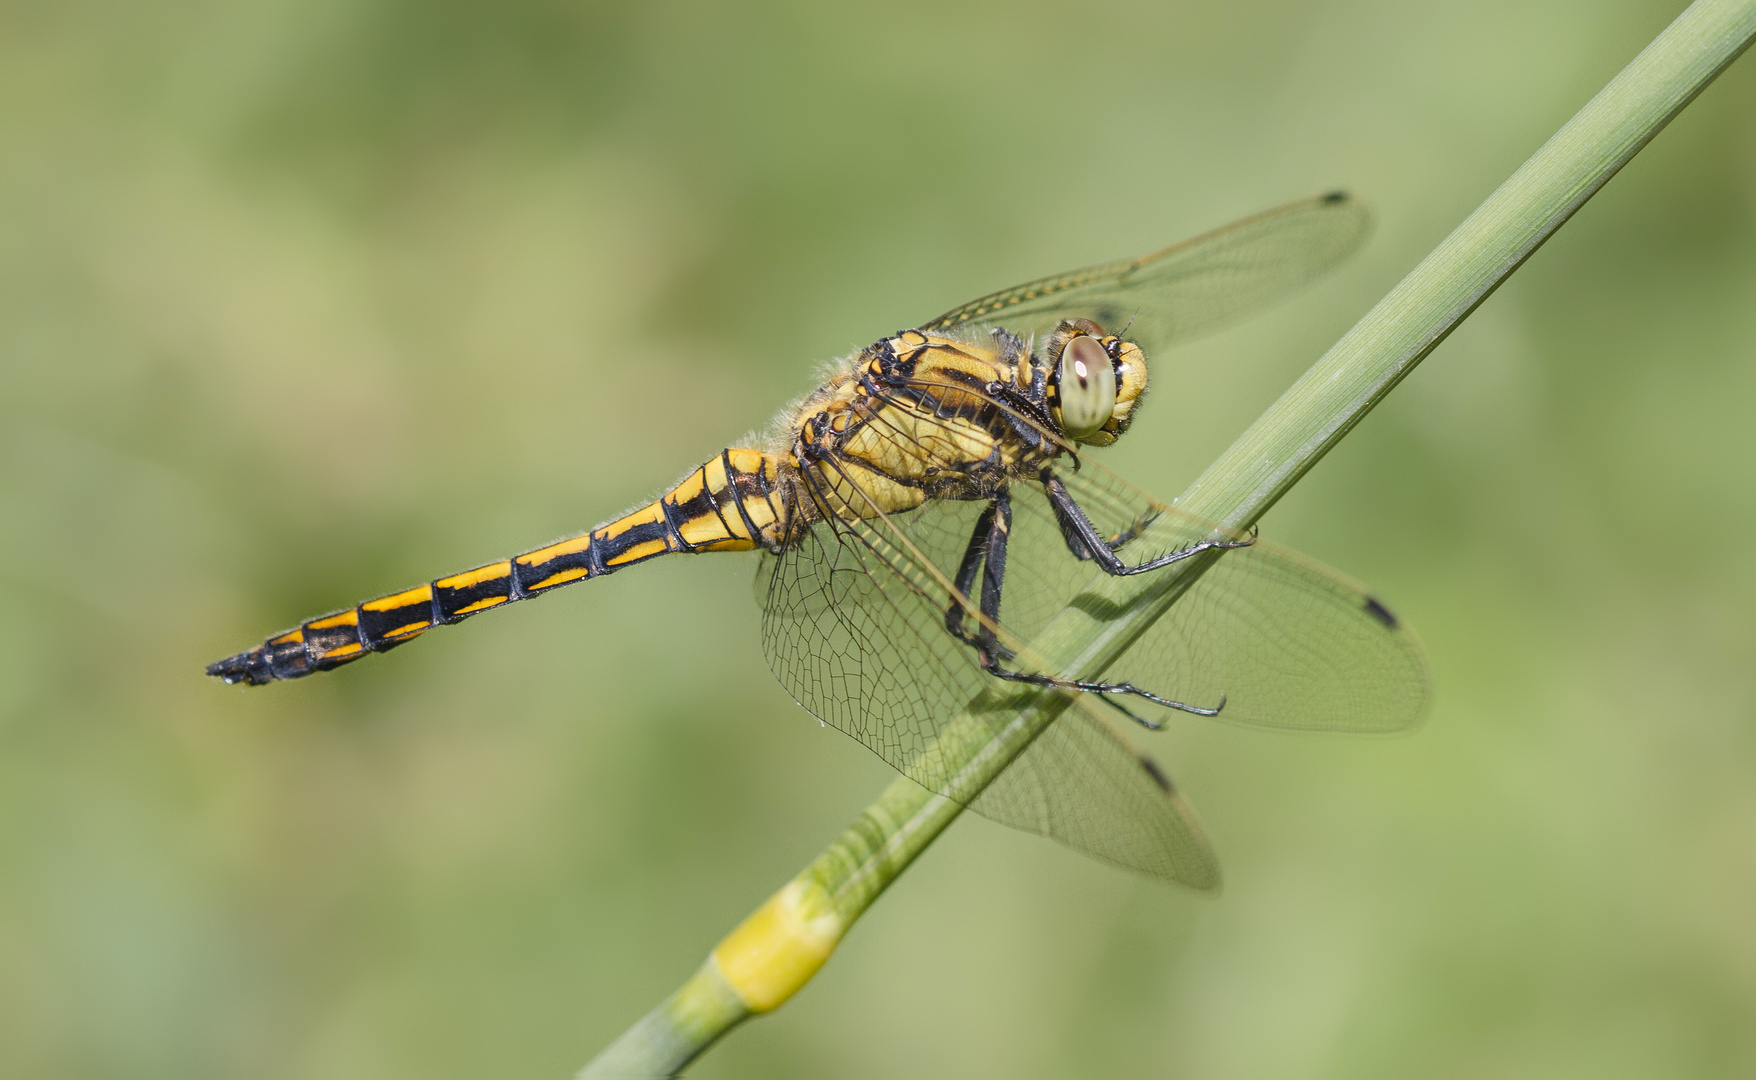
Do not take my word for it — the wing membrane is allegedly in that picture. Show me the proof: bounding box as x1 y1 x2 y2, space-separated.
757 239 1425 886
985 474 1429 734
757 495 1222 888
870 370 1430 734
921 192 1370 355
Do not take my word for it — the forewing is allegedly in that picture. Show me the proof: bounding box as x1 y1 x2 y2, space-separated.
755 362 1427 885
757 498 1221 888
852 367 1428 732
920 192 1369 355
989 465 1430 734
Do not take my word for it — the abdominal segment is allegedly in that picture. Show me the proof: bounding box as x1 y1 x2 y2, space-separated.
207 449 791 685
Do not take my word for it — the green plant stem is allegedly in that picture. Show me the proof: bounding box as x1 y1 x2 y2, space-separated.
580 1 1756 1074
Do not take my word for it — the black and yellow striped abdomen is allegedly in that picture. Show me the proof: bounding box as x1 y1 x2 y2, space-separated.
208 449 791 685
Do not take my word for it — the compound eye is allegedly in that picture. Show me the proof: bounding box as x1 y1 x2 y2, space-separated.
1056 334 1117 440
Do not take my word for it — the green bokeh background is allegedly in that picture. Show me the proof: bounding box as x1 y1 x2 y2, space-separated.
3 1 1754 1077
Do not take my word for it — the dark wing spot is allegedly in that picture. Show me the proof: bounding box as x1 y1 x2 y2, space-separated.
1322 189 1349 204
1362 595 1399 629
1139 755 1174 793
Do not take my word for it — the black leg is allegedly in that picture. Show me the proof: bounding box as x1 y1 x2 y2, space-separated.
956 488 1222 726
982 663 1226 727
1042 472 1253 577
945 500 999 648
944 492 1016 661
1103 509 1158 553
974 490 1014 662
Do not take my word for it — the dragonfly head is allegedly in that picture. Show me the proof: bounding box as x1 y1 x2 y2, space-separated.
1044 319 1148 447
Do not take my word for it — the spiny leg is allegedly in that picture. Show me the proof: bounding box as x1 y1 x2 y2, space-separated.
945 492 1017 662
1095 687 1226 730
987 665 1227 727
956 487 1224 725
944 499 1000 649
1042 471 1254 577
1104 509 1158 554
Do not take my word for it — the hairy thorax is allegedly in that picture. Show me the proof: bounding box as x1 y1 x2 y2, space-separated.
780 330 1059 537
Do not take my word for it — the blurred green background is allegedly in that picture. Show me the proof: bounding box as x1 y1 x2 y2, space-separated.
2 0 1753 1077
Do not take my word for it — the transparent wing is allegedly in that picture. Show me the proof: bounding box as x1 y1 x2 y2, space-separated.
757 498 1222 888
920 192 1370 355
756 310 1427 886
849 369 1430 735
977 472 1430 735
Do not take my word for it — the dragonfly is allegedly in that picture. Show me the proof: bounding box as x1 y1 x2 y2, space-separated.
209 192 1430 890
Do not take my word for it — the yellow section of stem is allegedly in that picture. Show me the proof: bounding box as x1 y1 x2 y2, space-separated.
709 879 847 1013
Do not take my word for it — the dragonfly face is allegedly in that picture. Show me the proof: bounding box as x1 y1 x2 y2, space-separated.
208 192 1430 888
1044 319 1148 445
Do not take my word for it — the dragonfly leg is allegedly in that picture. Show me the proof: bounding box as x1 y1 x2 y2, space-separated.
1104 509 1160 553
945 492 1016 661
955 486 1224 726
981 659 1226 727
944 498 998 648
1095 691 1153 727
1042 472 1254 576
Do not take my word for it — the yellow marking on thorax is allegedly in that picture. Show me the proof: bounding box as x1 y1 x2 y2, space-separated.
909 337 1006 384
798 335 1013 521
810 460 924 520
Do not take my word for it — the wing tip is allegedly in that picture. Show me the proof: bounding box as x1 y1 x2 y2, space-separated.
1139 753 1175 793
1137 754 1225 893
1189 867 1224 895
1362 595 1400 630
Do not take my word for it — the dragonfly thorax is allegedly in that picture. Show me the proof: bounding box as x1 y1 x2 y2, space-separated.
777 320 1149 537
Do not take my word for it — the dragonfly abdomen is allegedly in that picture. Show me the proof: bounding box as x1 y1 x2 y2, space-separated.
206 449 791 685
